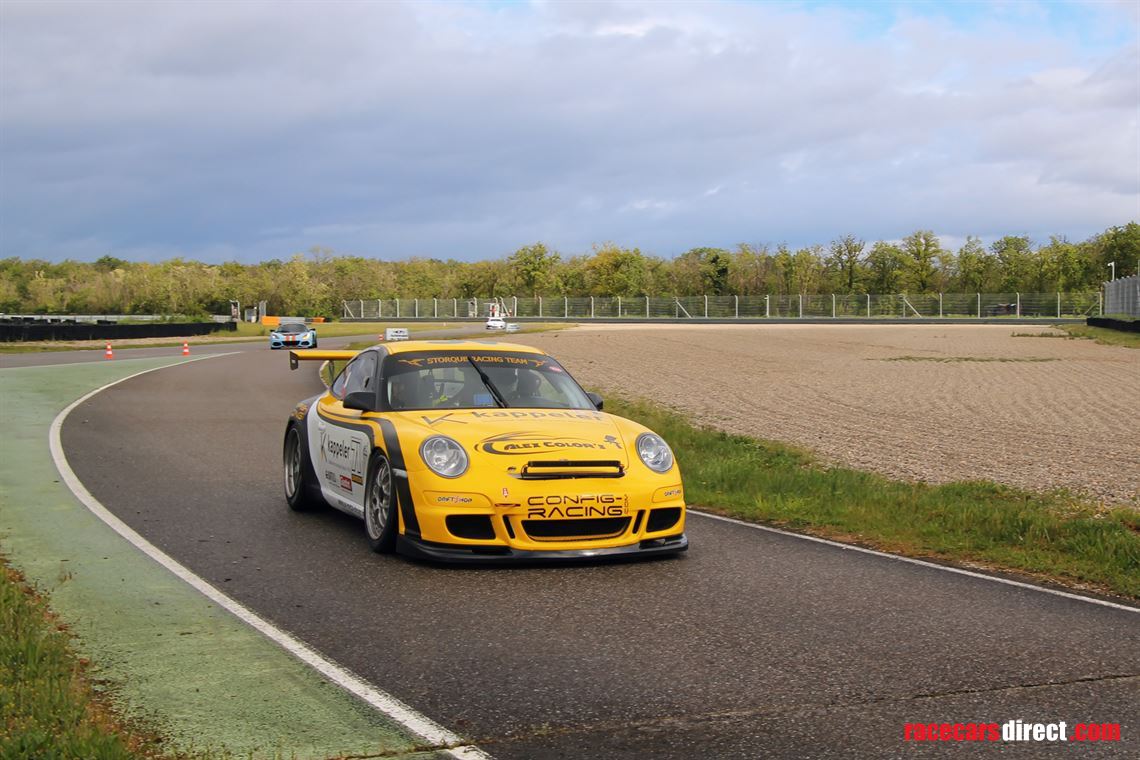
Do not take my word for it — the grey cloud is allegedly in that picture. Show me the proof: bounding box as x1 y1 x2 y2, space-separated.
0 0 1135 263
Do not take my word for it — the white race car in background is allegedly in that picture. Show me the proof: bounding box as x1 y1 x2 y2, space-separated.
485 317 506 330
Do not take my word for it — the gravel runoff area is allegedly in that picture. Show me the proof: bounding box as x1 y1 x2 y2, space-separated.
520 324 1139 507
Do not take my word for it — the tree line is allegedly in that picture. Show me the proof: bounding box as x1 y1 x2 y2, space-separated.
1 223 1136 318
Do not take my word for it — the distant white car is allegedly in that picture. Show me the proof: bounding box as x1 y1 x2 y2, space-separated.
485 317 506 330
505 323 521 333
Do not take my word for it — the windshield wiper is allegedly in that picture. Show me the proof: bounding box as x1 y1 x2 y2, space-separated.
467 357 507 408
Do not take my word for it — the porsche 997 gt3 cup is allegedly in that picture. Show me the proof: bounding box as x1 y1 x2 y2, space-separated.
283 340 688 562
270 321 318 349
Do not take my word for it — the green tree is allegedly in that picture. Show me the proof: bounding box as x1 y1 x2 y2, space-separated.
586 244 651 296
671 247 732 295
991 235 1033 291
866 242 906 293
828 235 865 293
507 242 560 297
955 236 992 292
900 230 942 292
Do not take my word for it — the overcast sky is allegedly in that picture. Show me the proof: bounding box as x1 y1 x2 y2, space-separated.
1 0 1137 263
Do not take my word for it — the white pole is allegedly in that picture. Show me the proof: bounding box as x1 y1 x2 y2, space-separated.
646 295 649 317
564 297 568 318
704 295 709 318
1057 292 1061 318
415 299 418 318
434 298 438 318
798 294 803 318
831 293 836 319
590 296 594 318
453 298 457 317
734 295 739 318
765 294 770 318
1016 292 1020 318
977 293 981 318
939 293 943 318
538 296 543 318
396 299 400 318
866 293 870 317
617 296 622 317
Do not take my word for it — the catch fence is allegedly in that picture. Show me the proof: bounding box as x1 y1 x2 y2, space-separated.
342 292 1101 321
1103 276 1139 317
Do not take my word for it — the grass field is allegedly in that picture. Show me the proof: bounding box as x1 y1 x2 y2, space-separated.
0 558 148 759
606 396 1140 599
1012 324 1140 349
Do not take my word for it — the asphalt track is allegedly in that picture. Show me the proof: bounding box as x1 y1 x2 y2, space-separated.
54 339 1140 758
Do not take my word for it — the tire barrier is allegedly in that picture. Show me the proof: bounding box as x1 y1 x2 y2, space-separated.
1087 317 1140 333
0 321 237 342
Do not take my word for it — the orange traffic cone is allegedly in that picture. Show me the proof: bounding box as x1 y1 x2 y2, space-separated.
104 342 113 359
181 341 190 356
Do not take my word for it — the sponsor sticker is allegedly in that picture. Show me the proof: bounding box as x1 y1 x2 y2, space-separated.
525 494 629 519
476 431 622 455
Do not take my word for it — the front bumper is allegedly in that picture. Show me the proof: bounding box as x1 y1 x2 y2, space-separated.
397 532 688 564
271 336 316 349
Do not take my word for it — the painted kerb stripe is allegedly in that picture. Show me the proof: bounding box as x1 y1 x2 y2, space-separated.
47 355 492 760
690 510 1140 614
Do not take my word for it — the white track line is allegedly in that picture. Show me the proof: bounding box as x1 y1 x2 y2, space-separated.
48 355 491 760
689 509 1139 614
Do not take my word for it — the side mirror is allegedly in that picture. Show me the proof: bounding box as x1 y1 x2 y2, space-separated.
586 392 604 411
343 390 377 412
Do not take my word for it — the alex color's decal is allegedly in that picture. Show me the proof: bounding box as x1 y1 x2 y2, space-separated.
475 431 623 455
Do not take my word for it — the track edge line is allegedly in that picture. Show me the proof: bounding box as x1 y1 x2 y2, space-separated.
47 354 491 760
689 509 1139 613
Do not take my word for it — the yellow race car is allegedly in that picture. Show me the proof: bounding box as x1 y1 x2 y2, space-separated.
284 340 687 562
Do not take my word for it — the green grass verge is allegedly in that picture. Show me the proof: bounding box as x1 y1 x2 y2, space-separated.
604 396 1140 599
1058 324 1140 349
0 558 149 759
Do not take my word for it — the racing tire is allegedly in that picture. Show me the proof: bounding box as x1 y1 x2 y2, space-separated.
284 424 321 511
311 338 318 348
364 451 398 553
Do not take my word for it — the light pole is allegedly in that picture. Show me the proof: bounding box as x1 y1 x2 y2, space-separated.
1107 262 1115 281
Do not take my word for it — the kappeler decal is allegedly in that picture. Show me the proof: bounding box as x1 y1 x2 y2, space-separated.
476 431 623 455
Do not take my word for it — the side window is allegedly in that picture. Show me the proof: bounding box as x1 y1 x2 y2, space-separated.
331 365 349 399
343 352 377 397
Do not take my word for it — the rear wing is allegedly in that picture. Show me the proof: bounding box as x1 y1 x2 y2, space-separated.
288 350 358 371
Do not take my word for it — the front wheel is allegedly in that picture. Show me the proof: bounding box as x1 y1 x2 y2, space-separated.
364 451 398 553
284 425 320 511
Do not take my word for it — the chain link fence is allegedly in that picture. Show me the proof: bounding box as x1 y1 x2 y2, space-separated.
343 292 1102 320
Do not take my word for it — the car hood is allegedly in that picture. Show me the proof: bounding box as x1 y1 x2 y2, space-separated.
388 408 631 470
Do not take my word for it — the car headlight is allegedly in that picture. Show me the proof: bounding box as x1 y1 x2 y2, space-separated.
270 332 280 339
420 436 469 478
636 433 674 473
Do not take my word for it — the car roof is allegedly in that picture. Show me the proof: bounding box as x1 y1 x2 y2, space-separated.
381 339 547 356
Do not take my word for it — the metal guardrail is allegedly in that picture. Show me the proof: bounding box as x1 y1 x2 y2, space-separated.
342 293 1102 320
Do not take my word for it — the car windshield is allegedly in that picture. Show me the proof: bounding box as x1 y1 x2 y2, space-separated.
384 351 594 411
278 323 307 334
